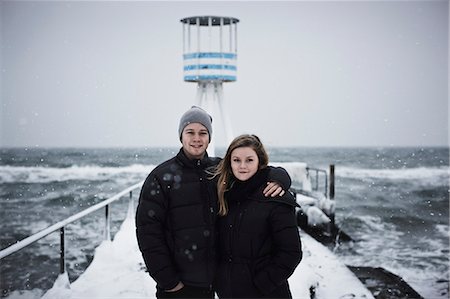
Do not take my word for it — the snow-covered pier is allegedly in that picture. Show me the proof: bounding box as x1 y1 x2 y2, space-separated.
41 215 374 299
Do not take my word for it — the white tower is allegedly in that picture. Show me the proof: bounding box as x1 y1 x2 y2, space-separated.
180 16 239 156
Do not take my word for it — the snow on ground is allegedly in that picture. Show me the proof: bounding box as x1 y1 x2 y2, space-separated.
42 217 154 299
292 232 374 299
41 216 374 299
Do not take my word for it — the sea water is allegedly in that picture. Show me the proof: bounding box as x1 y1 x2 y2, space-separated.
0 147 448 298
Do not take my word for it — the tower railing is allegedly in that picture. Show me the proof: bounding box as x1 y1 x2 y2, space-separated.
0 181 144 275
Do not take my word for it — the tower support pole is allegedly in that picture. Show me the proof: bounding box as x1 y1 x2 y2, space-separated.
215 83 233 144
195 82 205 107
204 83 216 157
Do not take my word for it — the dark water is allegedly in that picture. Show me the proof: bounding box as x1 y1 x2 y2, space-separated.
0 147 448 298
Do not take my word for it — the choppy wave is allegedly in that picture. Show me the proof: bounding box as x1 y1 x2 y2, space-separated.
274 162 450 188
336 165 449 181
6 289 43 299
338 214 449 299
0 164 155 184
436 224 450 238
2 162 448 185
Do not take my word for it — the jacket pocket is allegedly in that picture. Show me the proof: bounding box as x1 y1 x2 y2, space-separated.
231 263 261 298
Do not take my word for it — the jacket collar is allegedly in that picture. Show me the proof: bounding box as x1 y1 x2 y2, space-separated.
226 168 300 208
227 168 269 202
176 147 210 169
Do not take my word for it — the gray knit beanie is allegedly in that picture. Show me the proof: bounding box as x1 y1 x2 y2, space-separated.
178 106 213 141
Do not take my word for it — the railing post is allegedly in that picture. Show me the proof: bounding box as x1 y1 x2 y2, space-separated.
127 191 134 218
329 164 335 227
105 205 111 241
60 227 65 274
329 164 335 199
315 171 319 191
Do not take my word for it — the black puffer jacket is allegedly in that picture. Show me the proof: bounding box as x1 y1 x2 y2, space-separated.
215 168 302 299
136 149 221 290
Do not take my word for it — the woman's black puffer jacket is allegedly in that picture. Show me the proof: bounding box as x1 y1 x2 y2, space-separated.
215 167 302 298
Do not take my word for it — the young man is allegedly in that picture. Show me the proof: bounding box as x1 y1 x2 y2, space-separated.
136 106 290 298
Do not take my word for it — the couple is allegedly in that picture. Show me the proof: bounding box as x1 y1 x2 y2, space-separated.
136 106 302 299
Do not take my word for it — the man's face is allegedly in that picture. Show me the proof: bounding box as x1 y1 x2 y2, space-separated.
181 123 209 160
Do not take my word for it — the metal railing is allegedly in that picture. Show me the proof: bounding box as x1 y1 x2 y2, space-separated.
306 166 329 197
0 181 144 274
290 165 335 200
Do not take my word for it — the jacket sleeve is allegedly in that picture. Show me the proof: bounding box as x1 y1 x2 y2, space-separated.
253 202 302 295
267 166 292 190
135 173 180 290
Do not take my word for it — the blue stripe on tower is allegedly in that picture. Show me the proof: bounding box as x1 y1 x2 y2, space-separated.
184 75 237 81
184 65 237 71
183 52 237 59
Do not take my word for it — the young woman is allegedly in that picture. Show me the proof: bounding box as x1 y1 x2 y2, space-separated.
214 134 302 298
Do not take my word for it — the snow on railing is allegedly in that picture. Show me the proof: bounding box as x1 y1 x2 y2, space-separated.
0 181 144 274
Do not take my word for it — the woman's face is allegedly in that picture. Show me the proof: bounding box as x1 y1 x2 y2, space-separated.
230 146 259 181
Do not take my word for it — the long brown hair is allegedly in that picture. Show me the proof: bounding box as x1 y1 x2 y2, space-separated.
214 134 269 216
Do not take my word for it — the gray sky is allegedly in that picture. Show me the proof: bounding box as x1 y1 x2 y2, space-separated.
1 1 448 148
